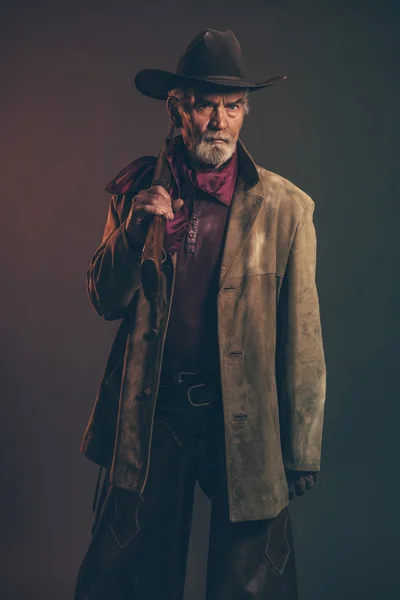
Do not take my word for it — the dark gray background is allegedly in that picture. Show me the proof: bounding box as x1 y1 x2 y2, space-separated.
1 0 399 598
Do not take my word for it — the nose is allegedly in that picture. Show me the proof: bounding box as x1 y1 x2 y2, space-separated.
209 106 228 130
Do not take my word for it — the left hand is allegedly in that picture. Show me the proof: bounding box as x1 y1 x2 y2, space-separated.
286 470 319 499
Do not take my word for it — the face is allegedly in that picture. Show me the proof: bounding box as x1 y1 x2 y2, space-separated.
172 90 247 168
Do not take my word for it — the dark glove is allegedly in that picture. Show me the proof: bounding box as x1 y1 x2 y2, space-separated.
285 470 319 499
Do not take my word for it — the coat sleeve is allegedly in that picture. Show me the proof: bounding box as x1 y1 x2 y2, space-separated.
276 197 327 472
86 194 143 321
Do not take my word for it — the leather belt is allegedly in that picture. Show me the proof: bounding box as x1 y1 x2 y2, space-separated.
159 370 220 387
157 370 222 410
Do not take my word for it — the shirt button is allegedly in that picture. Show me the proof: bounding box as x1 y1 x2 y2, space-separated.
189 232 195 238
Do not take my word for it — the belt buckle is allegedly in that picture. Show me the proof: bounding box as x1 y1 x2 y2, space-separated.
175 371 197 384
188 382 210 406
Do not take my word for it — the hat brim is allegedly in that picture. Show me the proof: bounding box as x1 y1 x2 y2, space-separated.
134 69 287 100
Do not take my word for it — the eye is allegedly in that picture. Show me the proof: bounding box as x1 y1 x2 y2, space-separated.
196 102 212 111
227 104 240 111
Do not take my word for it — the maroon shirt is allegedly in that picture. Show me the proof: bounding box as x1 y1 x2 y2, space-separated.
161 135 238 374
105 135 239 374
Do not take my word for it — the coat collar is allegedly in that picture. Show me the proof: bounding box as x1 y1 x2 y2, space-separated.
236 137 260 192
218 138 264 289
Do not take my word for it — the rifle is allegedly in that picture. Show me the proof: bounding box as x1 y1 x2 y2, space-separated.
140 123 175 303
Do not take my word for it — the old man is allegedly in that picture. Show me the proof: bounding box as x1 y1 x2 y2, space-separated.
75 28 326 600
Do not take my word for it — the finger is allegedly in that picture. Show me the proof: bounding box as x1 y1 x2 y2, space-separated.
149 185 172 201
304 475 315 490
172 198 184 213
135 191 170 208
147 192 176 219
294 477 306 496
133 204 173 219
134 196 174 219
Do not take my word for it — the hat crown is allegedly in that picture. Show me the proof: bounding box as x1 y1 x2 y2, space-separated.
176 29 247 79
134 28 286 100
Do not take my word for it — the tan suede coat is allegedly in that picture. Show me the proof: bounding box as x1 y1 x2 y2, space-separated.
81 139 327 522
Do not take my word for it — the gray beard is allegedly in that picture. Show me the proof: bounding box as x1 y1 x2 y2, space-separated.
187 136 236 168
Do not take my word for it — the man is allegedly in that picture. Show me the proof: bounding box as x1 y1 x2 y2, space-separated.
75 29 326 600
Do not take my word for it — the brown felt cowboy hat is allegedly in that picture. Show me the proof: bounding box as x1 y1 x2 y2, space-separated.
134 29 286 100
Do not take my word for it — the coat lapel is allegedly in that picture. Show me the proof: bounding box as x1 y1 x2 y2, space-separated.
219 139 264 289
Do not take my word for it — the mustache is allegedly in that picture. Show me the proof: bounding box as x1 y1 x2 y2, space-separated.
201 133 231 143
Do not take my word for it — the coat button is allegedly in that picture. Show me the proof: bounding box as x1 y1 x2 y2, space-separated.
145 328 159 340
223 285 236 292
228 350 244 358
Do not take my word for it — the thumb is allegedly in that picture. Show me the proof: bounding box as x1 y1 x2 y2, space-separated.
172 198 184 213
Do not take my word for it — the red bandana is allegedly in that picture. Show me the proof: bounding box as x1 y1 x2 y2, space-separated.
165 134 238 205
163 135 238 254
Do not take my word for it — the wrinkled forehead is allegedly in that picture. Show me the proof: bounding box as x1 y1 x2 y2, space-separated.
196 91 245 102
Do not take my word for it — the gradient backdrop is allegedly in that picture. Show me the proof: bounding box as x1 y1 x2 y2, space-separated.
1 0 399 598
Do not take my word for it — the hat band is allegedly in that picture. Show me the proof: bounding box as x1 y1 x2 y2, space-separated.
177 73 248 82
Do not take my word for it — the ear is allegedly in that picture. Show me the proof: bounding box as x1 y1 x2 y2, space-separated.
166 97 183 129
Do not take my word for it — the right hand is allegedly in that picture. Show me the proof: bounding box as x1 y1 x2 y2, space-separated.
125 186 184 245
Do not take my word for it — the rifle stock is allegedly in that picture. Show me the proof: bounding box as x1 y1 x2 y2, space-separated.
140 123 175 303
